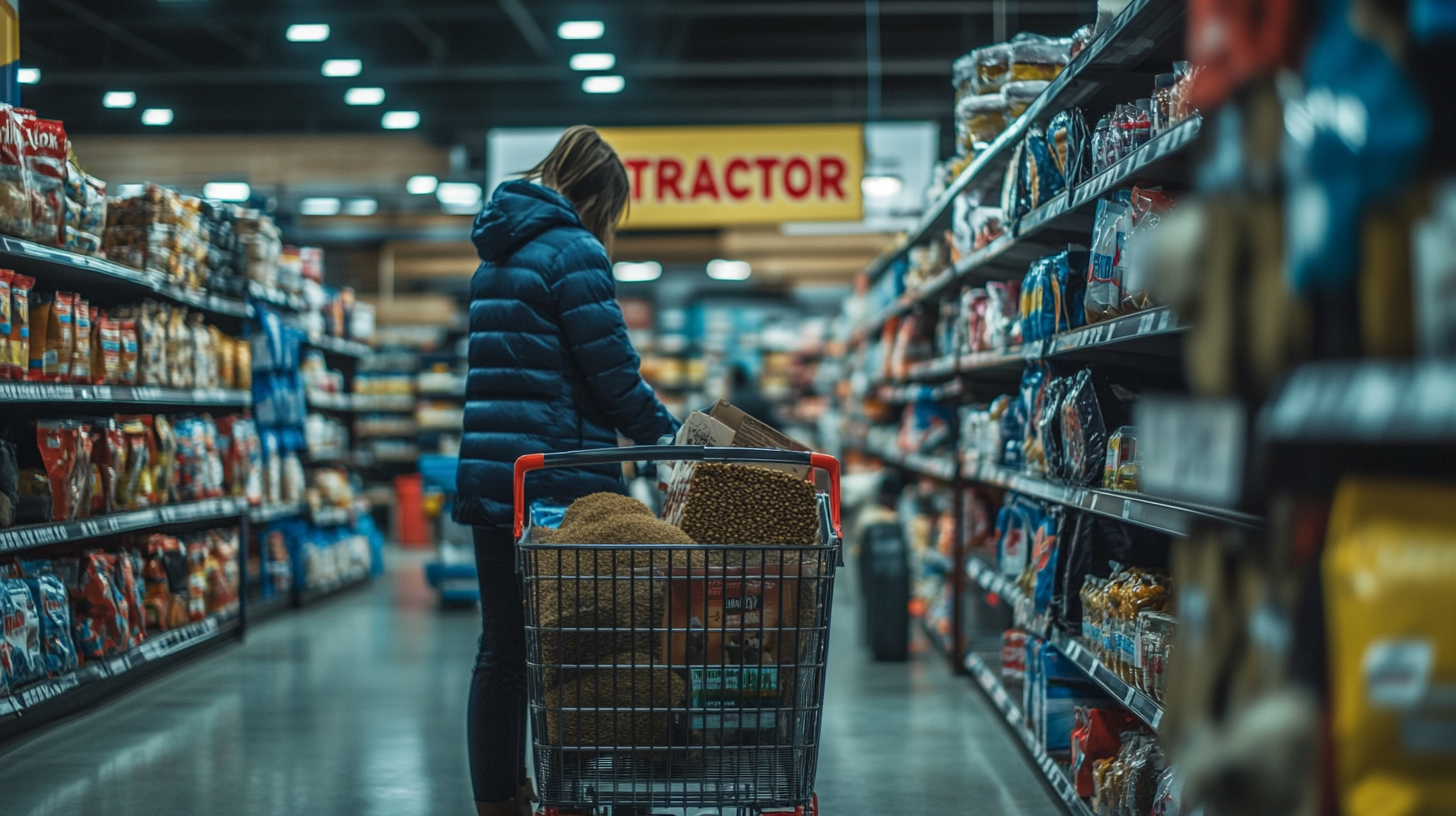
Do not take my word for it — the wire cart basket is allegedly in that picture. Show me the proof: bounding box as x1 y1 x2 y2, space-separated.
513 446 843 816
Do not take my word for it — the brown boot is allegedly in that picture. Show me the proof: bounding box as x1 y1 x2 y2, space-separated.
517 780 538 816
475 798 519 816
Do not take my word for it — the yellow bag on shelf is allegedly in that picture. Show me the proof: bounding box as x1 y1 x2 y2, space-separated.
1325 478 1456 816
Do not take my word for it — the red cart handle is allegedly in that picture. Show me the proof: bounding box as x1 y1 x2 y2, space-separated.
513 445 841 541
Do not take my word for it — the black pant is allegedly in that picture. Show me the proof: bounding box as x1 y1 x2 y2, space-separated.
469 526 527 804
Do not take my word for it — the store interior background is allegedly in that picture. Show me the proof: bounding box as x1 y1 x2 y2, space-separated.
0 2 1452 816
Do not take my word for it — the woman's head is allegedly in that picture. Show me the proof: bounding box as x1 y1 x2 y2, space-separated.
525 125 630 249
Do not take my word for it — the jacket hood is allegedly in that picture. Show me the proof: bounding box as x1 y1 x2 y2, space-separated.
471 179 585 262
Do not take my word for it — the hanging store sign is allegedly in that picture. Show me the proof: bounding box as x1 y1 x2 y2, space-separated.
596 124 864 229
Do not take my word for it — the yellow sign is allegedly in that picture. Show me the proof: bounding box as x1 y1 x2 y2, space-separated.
596 124 864 229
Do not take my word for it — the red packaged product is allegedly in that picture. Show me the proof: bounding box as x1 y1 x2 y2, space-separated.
1070 706 1142 797
6 272 32 380
185 541 208 621
114 550 146 647
22 117 67 246
0 106 29 238
37 420 78 521
72 553 126 659
1001 629 1028 680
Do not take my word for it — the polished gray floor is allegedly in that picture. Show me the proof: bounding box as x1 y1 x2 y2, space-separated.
0 551 1061 816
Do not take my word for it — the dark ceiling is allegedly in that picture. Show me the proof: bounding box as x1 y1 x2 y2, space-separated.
19 0 1094 148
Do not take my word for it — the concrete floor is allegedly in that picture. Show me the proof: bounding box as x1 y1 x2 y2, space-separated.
0 551 1062 816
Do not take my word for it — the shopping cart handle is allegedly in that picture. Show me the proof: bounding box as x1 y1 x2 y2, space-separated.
513 445 841 540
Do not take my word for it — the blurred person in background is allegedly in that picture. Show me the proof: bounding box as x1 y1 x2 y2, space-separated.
723 362 780 430
454 125 679 816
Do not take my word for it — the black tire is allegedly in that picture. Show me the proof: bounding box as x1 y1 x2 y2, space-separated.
858 521 909 661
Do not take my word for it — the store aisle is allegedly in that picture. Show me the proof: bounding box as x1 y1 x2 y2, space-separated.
0 553 1060 816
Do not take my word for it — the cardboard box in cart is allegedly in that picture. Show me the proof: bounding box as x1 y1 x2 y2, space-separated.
661 399 811 526
656 400 818 735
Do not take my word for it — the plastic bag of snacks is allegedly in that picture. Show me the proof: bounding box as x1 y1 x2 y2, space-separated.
0 106 30 238
22 117 68 246
1118 186 1174 314
1047 108 1091 188
1085 192 1133 323
1021 125 1067 212
1008 32 1071 82
955 93 1008 157
1001 79 1049 121
0 576 43 690
5 272 32 380
19 561 78 677
964 43 1011 96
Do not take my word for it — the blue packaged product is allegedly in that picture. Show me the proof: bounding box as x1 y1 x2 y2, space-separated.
1053 248 1089 335
1019 256 1053 342
995 492 1045 577
1017 363 1048 468
1086 193 1133 322
530 500 568 530
1047 108 1091 188
1022 124 1067 212
1031 511 1062 623
20 561 78 677
0 577 44 691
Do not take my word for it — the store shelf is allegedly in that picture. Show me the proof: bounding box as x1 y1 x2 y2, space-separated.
249 502 305 524
309 506 353 527
965 651 1096 816
0 497 249 554
964 557 1165 732
352 394 415 412
0 382 251 405
871 445 959 482
1263 360 1456 443
1050 631 1164 731
863 0 1188 287
858 113 1201 339
306 391 353 412
877 379 963 405
248 281 306 312
307 333 371 360
893 307 1185 385
0 614 240 724
0 235 252 319
960 460 1258 537
305 447 349 465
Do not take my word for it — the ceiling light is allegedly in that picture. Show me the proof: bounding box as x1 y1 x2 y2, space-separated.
582 75 625 94
16 68 39 85
300 197 342 216
203 182 251 202
141 108 174 126
613 261 662 282
381 110 420 130
436 182 482 207
286 24 330 43
861 175 904 198
569 53 616 71
406 175 439 195
321 59 362 78
706 259 752 281
344 87 385 106
557 20 605 40
103 91 137 109
344 198 378 216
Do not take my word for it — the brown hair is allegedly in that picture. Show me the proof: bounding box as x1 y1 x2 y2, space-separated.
525 125 630 251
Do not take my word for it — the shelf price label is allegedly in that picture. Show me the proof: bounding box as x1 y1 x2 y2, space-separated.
1136 397 1246 508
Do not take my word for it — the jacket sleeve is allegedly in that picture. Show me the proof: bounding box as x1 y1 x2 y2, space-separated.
548 238 681 444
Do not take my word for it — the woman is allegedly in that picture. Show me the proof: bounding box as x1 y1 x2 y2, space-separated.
453 126 680 816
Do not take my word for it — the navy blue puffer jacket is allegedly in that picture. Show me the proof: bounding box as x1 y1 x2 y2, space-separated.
454 180 679 529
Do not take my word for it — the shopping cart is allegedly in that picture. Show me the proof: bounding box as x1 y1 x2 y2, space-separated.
513 446 843 816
